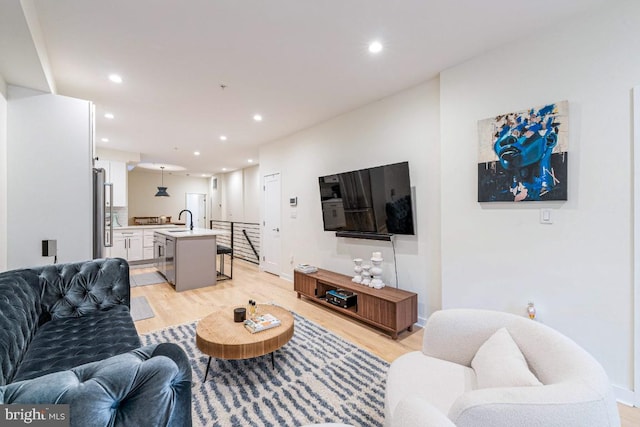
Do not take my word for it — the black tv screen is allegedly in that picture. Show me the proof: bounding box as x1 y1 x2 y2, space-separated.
318 161 415 235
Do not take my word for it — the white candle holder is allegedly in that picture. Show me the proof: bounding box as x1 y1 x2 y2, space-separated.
370 256 385 289
361 264 372 286
352 258 363 283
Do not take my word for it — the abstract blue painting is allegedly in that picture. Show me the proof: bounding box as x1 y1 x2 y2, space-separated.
477 101 568 202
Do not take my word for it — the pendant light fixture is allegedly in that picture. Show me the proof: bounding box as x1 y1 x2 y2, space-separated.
155 166 170 197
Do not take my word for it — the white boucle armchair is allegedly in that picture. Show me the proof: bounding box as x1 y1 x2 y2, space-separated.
384 309 620 427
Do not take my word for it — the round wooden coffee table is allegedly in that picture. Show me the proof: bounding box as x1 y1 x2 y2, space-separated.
196 304 294 381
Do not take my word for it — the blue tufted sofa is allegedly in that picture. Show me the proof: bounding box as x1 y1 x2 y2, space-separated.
0 258 192 427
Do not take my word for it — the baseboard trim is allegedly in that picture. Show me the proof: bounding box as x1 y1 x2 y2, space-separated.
613 385 637 407
281 272 293 282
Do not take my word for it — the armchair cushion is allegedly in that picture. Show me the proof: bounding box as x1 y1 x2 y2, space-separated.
471 327 541 389
12 305 141 382
392 398 457 427
384 351 475 425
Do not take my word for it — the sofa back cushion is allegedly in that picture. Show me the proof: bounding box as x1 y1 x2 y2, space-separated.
0 270 42 385
11 305 141 382
471 327 542 389
32 258 131 321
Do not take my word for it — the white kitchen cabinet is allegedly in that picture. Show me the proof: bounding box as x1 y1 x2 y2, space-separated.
112 230 143 261
95 159 127 207
143 229 157 260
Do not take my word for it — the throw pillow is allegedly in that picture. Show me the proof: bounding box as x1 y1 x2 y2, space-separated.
471 327 542 389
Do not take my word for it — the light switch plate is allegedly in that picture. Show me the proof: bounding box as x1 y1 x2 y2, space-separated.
540 209 553 224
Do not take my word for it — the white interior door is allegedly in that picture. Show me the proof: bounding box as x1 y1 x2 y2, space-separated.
263 173 281 276
186 193 207 229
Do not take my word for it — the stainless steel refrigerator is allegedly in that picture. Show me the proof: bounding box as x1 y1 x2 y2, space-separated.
93 168 113 258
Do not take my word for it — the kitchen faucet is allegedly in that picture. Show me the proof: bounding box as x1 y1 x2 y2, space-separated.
178 209 194 230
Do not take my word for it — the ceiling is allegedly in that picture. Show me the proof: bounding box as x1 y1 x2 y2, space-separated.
0 0 618 176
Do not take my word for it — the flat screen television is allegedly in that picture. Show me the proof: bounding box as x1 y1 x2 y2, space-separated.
318 161 415 237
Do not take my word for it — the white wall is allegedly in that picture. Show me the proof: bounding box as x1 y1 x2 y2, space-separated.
260 78 441 322
7 85 93 267
243 165 260 223
0 75 7 271
440 0 640 395
96 147 140 164
210 175 222 220
223 170 245 222
127 169 209 225
215 165 261 224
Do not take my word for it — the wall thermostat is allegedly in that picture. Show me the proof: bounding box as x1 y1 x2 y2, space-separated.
289 197 297 206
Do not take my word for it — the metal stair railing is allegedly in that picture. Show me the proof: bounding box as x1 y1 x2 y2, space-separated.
210 220 260 265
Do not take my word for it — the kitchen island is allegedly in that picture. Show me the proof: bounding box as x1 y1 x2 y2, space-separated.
154 228 228 292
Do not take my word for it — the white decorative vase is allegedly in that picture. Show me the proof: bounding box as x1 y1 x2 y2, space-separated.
370 255 385 289
352 258 363 283
361 264 371 286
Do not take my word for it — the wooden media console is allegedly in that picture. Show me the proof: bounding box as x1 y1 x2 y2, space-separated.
294 268 417 339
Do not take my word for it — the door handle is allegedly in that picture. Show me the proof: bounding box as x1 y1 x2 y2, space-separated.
273 228 279 232
104 183 113 247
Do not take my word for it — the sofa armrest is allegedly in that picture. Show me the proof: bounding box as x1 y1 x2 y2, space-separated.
33 258 132 320
449 385 620 427
391 398 457 427
0 343 192 427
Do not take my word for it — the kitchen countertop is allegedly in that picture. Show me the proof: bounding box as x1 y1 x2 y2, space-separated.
113 224 180 231
154 227 229 238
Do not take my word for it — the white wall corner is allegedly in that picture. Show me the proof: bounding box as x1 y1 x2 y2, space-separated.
0 74 7 98
0 81 7 271
613 384 636 407
633 85 640 408
19 0 56 94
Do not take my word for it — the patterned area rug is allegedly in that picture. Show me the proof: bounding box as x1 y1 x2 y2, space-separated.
140 312 388 427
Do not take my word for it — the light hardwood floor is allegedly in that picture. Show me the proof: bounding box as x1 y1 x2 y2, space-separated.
131 260 639 426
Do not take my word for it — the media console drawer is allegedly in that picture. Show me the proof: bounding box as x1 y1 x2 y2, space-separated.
294 268 417 339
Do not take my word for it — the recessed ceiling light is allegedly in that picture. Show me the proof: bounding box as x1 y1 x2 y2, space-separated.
108 74 123 83
194 151 201 156
104 113 114 119
222 168 227 171
219 135 228 141
253 114 263 122
101 138 109 142
368 40 383 54
248 159 254 163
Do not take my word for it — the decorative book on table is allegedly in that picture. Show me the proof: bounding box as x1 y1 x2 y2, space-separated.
295 263 318 274
244 313 281 333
